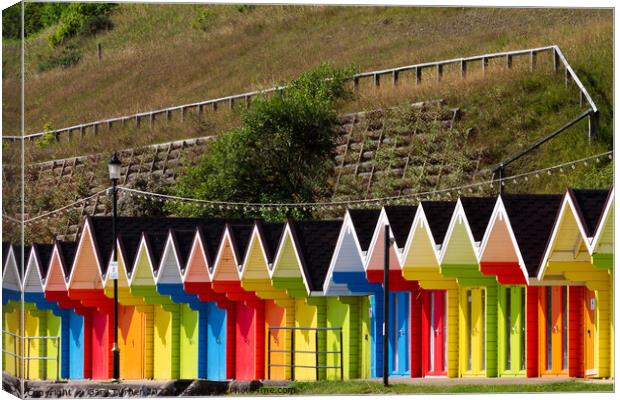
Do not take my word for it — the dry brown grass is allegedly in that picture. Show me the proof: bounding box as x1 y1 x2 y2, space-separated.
2 6 611 136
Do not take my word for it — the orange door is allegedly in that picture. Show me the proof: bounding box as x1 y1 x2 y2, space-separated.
119 305 145 379
585 289 596 376
543 286 568 375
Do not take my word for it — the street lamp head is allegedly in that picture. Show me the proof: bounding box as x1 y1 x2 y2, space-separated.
108 152 122 180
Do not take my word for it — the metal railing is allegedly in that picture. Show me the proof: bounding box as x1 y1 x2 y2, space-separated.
267 326 344 381
2 330 61 381
3 45 596 142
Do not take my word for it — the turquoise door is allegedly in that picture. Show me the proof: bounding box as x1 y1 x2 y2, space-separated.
388 292 410 376
206 303 226 380
69 312 84 379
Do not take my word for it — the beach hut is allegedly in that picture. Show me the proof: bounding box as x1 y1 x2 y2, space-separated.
66 217 117 380
44 241 85 380
210 222 266 381
3 243 23 378
439 198 497 377
240 221 295 381
588 188 614 376
183 224 233 380
156 229 209 380
400 201 460 377
22 244 65 380
322 209 381 379
271 220 341 381
537 189 611 378
365 206 421 378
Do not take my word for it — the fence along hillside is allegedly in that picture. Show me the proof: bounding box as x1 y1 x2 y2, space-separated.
3 45 598 143
25 100 480 241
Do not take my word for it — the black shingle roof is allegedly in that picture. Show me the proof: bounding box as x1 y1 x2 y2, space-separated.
348 209 381 252
289 220 342 291
56 241 78 279
383 206 417 248
460 197 497 242
501 194 563 277
196 221 229 270
32 243 54 280
228 222 255 265
13 245 31 279
256 221 285 264
421 201 457 245
170 230 196 272
143 232 168 275
2 242 10 273
569 188 611 237
118 234 142 275
86 216 252 275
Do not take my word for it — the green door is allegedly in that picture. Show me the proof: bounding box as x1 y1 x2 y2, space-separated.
499 286 525 376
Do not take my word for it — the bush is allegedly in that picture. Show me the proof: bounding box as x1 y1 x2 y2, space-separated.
2 2 69 39
37 45 82 72
48 3 117 47
170 63 355 219
192 9 216 32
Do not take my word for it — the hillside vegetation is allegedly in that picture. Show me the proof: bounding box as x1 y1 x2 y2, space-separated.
1 5 613 243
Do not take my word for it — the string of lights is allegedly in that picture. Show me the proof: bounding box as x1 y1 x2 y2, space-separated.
15 150 612 224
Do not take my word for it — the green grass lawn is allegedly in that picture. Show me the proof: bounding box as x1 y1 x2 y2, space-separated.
251 380 613 395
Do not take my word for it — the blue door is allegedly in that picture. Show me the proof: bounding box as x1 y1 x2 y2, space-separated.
206 302 226 380
388 292 410 376
69 312 84 379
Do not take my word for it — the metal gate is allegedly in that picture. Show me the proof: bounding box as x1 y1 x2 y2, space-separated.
2 330 61 381
267 326 344 381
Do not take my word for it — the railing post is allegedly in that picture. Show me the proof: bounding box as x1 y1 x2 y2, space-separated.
588 110 598 143
181 107 187 122
290 328 295 381
415 67 421 85
135 115 141 129
482 57 489 75
212 102 218 112
93 124 99 136
315 329 319 381
392 71 399 86
267 329 272 380
553 48 560 73
149 112 154 129
339 328 344 381
229 98 234 111
506 54 513 69
460 60 467 79
244 95 250 109
374 73 380 88
530 51 537 71
353 77 360 92
436 64 443 82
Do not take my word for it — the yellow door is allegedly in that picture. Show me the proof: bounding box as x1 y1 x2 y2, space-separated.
461 288 485 376
119 305 145 379
294 298 318 381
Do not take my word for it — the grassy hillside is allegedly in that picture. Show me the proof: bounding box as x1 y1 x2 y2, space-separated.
2 6 612 134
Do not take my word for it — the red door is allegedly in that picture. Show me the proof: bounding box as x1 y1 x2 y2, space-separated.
422 290 446 376
91 310 111 379
236 303 257 380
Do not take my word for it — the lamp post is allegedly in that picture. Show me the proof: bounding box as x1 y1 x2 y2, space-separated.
383 224 394 387
108 152 121 381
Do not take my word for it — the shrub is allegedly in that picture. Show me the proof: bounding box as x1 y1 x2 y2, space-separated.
192 9 216 32
170 63 355 219
48 3 117 47
37 45 82 72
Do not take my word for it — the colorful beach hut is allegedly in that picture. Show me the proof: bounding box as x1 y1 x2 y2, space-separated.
44 241 86 380
322 209 380 380
365 206 421 377
23 244 66 380
400 201 460 377
537 189 611 378
3 243 23 378
183 224 233 380
67 218 117 379
156 229 207 380
210 222 266 381
270 220 341 381
239 221 295 381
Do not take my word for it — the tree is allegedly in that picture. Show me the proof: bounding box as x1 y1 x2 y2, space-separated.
170 63 355 220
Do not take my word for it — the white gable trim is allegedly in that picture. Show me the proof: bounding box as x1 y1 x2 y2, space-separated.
210 226 241 281
478 196 529 282
43 245 69 291
364 208 400 271
322 212 360 293
538 193 591 280
182 230 212 283
128 234 157 287
68 218 104 287
2 246 21 291
23 249 44 293
401 206 441 267
589 187 615 254
239 225 270 281
438 199 478 264
155 233 183 284
270 222 311 294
